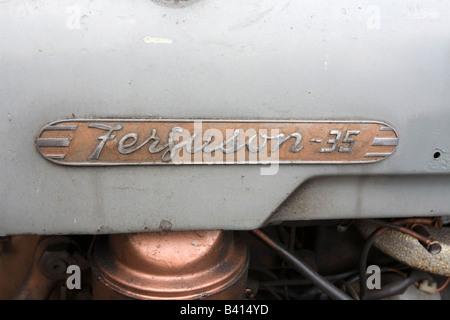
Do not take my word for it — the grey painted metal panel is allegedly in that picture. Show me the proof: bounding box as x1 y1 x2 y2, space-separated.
1 0 450 235
270 176 450 223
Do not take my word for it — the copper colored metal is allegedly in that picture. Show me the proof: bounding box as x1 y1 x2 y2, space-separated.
390 217 443 228
91 230 249 300
11 236 88 300
0 235 40 299
12 238 60 300
37 119 398 165
366 219 437 248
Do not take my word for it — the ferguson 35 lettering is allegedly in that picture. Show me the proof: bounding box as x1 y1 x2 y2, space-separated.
36 119 398 165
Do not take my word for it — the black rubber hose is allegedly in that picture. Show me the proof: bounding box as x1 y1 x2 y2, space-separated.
250 229 353 300
261 270 359 287
363 270 428 300
359 226 386 299
358 225 436 299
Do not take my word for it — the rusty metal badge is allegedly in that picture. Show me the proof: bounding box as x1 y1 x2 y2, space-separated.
36 119 398 166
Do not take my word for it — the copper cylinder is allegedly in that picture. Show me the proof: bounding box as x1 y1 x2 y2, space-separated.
91 230 249 300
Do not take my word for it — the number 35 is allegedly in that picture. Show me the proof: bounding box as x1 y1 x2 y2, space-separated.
320 130 360 153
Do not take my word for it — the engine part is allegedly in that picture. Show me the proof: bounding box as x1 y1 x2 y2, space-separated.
363 269 430 300
12 236 88 300
356 220 450 276
250 229 352 300
0 236 40 299
1 0 450 302
91 230 249 300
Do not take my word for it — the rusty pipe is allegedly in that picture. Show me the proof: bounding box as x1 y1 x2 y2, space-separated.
365 219 442 254
357 220 450 276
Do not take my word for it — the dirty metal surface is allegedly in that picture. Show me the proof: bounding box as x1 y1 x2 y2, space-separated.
1 0 450 234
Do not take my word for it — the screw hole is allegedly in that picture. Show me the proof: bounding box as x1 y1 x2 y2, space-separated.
434 151 441 159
